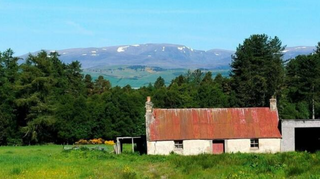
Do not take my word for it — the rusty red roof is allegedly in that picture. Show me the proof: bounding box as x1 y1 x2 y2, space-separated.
148 108 281 141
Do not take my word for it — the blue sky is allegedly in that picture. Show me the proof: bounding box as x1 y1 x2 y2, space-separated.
0 0 319 55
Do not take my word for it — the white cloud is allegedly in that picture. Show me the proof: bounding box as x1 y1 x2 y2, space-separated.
65 21 93 36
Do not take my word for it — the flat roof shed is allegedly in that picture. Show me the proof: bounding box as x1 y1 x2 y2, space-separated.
115 136 146 154
281 119 320 152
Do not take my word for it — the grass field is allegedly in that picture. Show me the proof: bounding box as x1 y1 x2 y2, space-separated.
0 145 320 178
83 66 230 87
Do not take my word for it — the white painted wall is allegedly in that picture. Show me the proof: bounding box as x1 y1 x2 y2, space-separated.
147 140 212 155
148 138 280 155
225 138 280 153
183 140 212 155
147 141 174 155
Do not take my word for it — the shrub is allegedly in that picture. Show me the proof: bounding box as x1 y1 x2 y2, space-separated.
89 138 104 144
75 138 107 145
75 139 88 145
105 140 115 145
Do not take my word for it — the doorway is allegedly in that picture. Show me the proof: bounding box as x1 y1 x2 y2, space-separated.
295 127 320 153
212 140 224 154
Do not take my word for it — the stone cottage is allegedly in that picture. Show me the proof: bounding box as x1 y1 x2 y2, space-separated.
145 97 281 155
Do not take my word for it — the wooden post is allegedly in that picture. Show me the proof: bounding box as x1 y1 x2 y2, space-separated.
116 138 121 154
132 138 134 153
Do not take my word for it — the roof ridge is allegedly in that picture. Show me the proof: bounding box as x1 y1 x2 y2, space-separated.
154 107 270 110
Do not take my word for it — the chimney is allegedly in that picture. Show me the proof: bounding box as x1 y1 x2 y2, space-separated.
145 96 154 144
145 96 153 113
270 97 277 111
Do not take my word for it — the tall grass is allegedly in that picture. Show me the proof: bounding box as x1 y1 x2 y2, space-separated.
0 145 320 178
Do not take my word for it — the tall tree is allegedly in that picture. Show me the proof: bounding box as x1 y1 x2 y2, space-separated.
15 51 60 144
230 34 285 107
154 76 165 89
84 74 94 96
93 76 111 94
315 42 320 54
0 49 20 145
283 45 320 119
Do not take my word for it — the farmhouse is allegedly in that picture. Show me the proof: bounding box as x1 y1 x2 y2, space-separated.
145 97 281 155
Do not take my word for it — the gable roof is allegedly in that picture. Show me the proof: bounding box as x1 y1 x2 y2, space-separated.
148 107 281 141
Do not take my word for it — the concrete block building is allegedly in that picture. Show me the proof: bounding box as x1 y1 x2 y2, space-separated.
145 97 281 155
281 119 320 152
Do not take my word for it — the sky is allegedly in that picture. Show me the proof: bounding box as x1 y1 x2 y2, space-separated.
0 0 319 55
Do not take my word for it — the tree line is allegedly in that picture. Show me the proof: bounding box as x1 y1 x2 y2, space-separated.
0 34 319 145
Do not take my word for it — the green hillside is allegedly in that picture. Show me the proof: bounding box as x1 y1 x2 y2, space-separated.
83 65 230 87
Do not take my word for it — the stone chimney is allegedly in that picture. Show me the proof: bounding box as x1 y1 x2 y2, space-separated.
270 97 277 111
146 96 153 113
145 96 153 143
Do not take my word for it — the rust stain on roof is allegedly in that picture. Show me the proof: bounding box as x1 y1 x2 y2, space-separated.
149 108 281 141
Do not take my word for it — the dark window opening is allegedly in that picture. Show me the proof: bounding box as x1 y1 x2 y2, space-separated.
174 140 183 149
250 139 259 148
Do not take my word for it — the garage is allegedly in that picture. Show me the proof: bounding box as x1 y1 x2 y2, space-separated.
295 127 320 152
281 119 320 152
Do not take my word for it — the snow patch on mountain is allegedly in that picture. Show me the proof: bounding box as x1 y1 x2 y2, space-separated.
177 46 185 51
22 43 315 70
117 46 129 52
186 46 194 52
295 46 307 49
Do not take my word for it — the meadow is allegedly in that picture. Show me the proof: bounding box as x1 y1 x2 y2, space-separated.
83 66 229 87
0 145 320 179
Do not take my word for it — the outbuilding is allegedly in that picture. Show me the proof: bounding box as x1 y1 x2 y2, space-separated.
281 119 320 152
145 97 281 155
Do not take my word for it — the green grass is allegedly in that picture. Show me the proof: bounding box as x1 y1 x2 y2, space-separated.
0 145 320 178
83 66 230 87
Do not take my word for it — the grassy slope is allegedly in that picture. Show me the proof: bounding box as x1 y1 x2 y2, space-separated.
83 66 229 87
1 145 320 178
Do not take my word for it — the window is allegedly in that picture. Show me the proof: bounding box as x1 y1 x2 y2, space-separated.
250 139 259 148
174 140 183 149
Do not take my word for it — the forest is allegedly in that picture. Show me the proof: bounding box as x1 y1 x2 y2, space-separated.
0 34 320 145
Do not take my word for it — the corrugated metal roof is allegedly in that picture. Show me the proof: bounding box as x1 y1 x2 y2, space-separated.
148 108 281 141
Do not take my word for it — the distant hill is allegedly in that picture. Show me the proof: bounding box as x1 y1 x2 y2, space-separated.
282 46 315 60
21 44 315 87
21 43 315 69
21 44 233 69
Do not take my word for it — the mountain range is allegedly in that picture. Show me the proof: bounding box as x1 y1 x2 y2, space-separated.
22 44 315 69
21 44 316 87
